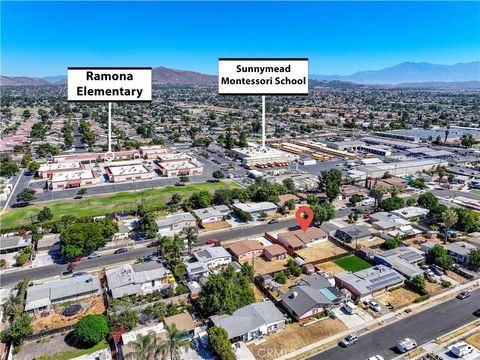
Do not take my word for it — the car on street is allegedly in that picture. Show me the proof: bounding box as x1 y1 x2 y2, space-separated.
268 219 279 224
175 182 185 186
88 252 101 259
367 356 384 360
147 241 158 248
368 300 381 312
456 291 471 300
395 338 417 353
114 247 128 254
340 335 358 347
69 257 81 263
207 239 219 245
473 308 480 317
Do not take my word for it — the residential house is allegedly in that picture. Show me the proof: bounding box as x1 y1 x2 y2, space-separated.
36 234 60 252
164 312 197 339
391 206 429 220
281 273 342 321
335 265 405 300
119 324 167 360
193 247 232 269
225 240 264 262
113 224 130 241
333 225 373 244
210 300 285 341
156 213 197 232
25 274 101 314
186 261 209 281
232 202 277 219
193 207 224 226
277 227 328 252
444 241 477 265
374 247 425 279
263 245 288 261
106 262 170 298
0 235 32 254
341 185 369 199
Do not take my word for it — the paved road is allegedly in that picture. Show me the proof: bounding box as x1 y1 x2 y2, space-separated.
1 208 353 287
310 289 480 360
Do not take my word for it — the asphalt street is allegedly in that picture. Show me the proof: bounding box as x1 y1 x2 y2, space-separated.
310 289 480 360
0 208 353 287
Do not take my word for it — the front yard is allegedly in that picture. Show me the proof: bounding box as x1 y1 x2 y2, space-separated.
376 287 418 309
248 318 347 360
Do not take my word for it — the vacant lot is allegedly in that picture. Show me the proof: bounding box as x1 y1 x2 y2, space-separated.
425 281 444 295
295 241 348 263
446 270 469 284
245 256 291 276
248 319 347 360
202 220 231 231
376 287 418 309
315 261 346 275
1 181 239 229
333 255 372 272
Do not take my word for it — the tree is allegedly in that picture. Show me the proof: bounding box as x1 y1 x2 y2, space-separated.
208 327 236 360
27 161 40 174
158 324 189 360
189 190 212 209
3 295 22 320
138 210 158 239
75 315 109 345
347 212 358 224
16 188 36 204
37 207 53 222
108 310 139 331
224 132 235 150
379 196 405 212
382 235 402 250
179 175 190 183
311 202 335 226
0 161 19 177
453 208 480 233
408 178 426 189
461 134 475 148
77 188 87 196
441 209 458 244
238 131 248 148
427 244 454 270
469 248 480 268
389 185 402 197
2 313 32 348
382 171 392 179
184 227 198 255
406 197 417 206
370 184 387 208
275 271 288 284
409 275 426 293
212 170 225 179
417 192 438 211
436 166 447 181
325 180 340 203
318 169 342 192
282 178 295 192
125 332 158 360
349 194 363 206
306 194 319 206
284 199 296 211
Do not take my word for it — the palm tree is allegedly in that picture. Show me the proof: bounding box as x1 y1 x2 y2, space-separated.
125 332 157 360
370 184 388 208
441 209 458 244
184 227 198 255
157 324 189 360
3 294 22 319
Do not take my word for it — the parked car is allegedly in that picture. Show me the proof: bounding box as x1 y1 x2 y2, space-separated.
424 270 436 280
69 257 82 263
450 343 474 358
343 301 358 315
207 239 220 245
72 272 88 277
456 291 471 300
114 247 128 254
430 265 445 276
395 338 417 353
268 219 279 224
473 308 480 317
88 252 101 259
368 300 381 312
340 335 358 347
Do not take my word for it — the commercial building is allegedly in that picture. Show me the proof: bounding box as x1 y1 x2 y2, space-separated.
326 140 365 151
335 265 405 300
210 300 285 342
38 162 83 179
106 262 170 298
25 274 101 314
48 169 102 190
156 153 203 177
139 145 172 159
357 159 448 178
106 164 154 183
359 145 392 157
362 137 420 150
53 150 141 163
232 145 299 166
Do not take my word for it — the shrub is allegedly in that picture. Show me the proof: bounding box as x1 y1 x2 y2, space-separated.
75 315 109 345
275 272 288 284
414 294 430 303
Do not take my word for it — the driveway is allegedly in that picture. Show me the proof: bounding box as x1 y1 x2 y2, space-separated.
439 341 480 360
332 307 374 329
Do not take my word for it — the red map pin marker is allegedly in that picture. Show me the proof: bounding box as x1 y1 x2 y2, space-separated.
296 206 314 232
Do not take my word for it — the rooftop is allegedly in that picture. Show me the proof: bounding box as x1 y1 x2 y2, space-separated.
107 164 150 176
50 169 96 182
38 162 82 172
233 201 277 213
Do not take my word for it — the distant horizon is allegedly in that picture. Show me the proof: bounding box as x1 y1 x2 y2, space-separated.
2 1 479 77
2 60 480 78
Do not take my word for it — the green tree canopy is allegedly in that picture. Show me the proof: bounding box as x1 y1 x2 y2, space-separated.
75 315 109 345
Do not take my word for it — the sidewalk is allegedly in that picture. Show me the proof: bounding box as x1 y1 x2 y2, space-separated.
278 279 480 360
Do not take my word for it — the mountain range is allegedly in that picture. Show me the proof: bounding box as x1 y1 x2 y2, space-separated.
1 61 479 87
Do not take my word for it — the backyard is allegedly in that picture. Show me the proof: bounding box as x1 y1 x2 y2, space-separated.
333 255 372 272
1 180 240 229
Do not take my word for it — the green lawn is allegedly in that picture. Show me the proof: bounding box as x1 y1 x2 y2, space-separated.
333 255 372 272
37 340 108 360
0 180 240 230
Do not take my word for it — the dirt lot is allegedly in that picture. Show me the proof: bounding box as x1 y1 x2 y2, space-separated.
248 319 347 360
465 331 480 349
251 284 266 302
446 270 469 284
294 241 348 263
315 261 346 275
202 221 231 231
403 235 441 249
31 295 105 332
244 256 291 276
376 287 419 309
425 281 444 295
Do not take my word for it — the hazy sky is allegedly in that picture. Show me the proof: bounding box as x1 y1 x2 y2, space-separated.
2 1 479 77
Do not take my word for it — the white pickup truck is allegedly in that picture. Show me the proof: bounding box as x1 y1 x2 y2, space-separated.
395 338 417 353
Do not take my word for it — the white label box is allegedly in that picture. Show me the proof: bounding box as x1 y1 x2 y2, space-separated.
218 58 308 95
68 67 152 102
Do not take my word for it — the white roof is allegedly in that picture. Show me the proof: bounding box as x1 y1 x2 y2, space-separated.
39 162 81 172
233 201 277 213
193 207 223 220
233 145 299 160
391 206 429 219
158 152 192 161
122 323 165 344
108 164 149 176
50 169 95 182
159 161 201 171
